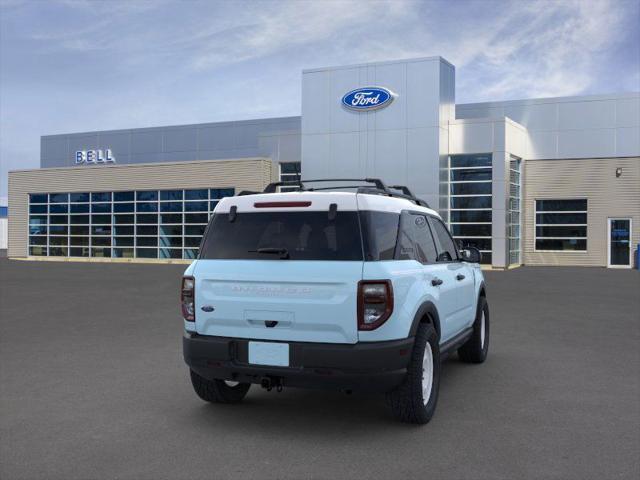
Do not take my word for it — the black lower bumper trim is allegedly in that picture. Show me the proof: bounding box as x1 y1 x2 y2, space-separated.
183 333 414 393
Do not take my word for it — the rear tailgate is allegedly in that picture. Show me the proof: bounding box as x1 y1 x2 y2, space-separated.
194 192 363 344
194 260 361 343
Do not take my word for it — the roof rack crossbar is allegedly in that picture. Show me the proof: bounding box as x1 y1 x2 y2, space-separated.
260 178 429 208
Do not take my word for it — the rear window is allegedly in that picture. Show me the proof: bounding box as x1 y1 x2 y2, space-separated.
199 211 363 261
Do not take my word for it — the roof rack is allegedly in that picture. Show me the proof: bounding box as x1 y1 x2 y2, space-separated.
260 178 430 208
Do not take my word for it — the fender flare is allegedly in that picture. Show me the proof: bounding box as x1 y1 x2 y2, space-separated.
408 301 441 340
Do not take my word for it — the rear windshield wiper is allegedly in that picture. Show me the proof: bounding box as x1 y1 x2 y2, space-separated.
249 247 290 259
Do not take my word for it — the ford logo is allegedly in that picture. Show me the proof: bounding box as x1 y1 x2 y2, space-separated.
341 86 396 111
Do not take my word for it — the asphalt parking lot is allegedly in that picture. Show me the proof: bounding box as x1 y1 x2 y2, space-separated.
0 259 638 480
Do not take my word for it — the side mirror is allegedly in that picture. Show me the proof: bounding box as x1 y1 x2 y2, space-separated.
460 246 482 263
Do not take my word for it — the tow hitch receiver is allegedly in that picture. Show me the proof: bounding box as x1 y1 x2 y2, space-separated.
260 376 284 392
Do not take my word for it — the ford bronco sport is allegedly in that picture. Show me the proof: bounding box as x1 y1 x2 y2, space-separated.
182 179 488 424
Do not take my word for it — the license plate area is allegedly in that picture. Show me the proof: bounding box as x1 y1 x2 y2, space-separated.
248 341 290 367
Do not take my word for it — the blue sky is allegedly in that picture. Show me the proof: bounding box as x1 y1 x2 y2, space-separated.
1 0 639 201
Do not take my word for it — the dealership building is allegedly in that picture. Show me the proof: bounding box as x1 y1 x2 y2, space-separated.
7 56 640 268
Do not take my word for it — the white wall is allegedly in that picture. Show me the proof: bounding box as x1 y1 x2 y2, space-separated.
456 93 640 160
0 218 7 250
301 56 455 212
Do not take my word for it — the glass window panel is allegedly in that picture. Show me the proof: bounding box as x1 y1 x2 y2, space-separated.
49 193 69 203
428 217 459 262
185 189 208 200
69 247 90 257
91 225 111 235
29 246 47 256
29 205 47 214
70 203 90 213
49 215 69 225
29 194 47 204
49 225 68 235
29 235 47 246
114 214 135 224
395 213 437 263
70 192 90 202
29 225 47 235
457 238 492 251
480 252 492 264
536 199 587 212
49 204 68 214
49 237 68 246
70 236 89 246
450 169 492 182
535 213 587 224
70 215 90 224
114 191 135 202
136 248 158 258
210 201 219 211
136 191 158 201
91 248 111 258
185 201 208 212
136 202 158 213
185 224 206 236
450 196 492 209
450 224 491 237
114 203 134 213
184 237 202 248
49 247 68 256
136 214 158 224
185 213 208 224
536 226 587 238
114 237 134 247
91 237 110 246
29 215 48 225
450 154 492 168
219 188 234 198
91 203 111 213
160 225 182 236
184 248 198 259
279 163 300 174
91 192 111 202
160 190 183 201
113 248 134 258
160 213 182 224
450 182 492 195
136 225 157 236
91 214 111 224
450 210 492 223
160 202 182 212
536 239 586 251
114 225 134 236
160 248 182 259
159 236 182 248
136 237 157 247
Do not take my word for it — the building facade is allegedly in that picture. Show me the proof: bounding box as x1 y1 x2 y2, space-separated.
7 56 640 268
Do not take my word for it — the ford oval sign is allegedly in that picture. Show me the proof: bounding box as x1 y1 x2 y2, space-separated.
342 86 396 111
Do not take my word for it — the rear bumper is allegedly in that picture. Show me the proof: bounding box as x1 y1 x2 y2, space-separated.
183 333 414 393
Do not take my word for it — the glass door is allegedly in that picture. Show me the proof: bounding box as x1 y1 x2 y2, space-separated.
607 218 632 268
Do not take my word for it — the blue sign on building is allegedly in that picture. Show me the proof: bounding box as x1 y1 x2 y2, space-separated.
341 87 396 111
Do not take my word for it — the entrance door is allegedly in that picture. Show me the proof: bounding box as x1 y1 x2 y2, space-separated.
607 218 632 268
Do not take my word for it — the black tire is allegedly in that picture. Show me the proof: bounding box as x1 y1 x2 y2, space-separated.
386 322 440 424
189 370 251 404
458 296 489 363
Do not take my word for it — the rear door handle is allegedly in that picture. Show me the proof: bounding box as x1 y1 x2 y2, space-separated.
431 278 443 286
456 274 466 281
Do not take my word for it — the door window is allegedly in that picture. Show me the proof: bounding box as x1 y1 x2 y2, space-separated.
396 213 438 263
609 219 631 266
428 217 459 262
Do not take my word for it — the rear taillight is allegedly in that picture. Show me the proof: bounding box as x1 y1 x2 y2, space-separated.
357 280 393 330
181 276 195 322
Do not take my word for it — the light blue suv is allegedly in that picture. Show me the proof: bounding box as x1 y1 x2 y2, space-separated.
182 179 489 424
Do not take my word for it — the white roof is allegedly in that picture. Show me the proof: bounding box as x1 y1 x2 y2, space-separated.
215 191 440 217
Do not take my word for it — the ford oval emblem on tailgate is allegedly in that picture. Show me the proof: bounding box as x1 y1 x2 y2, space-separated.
201 305 215 312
